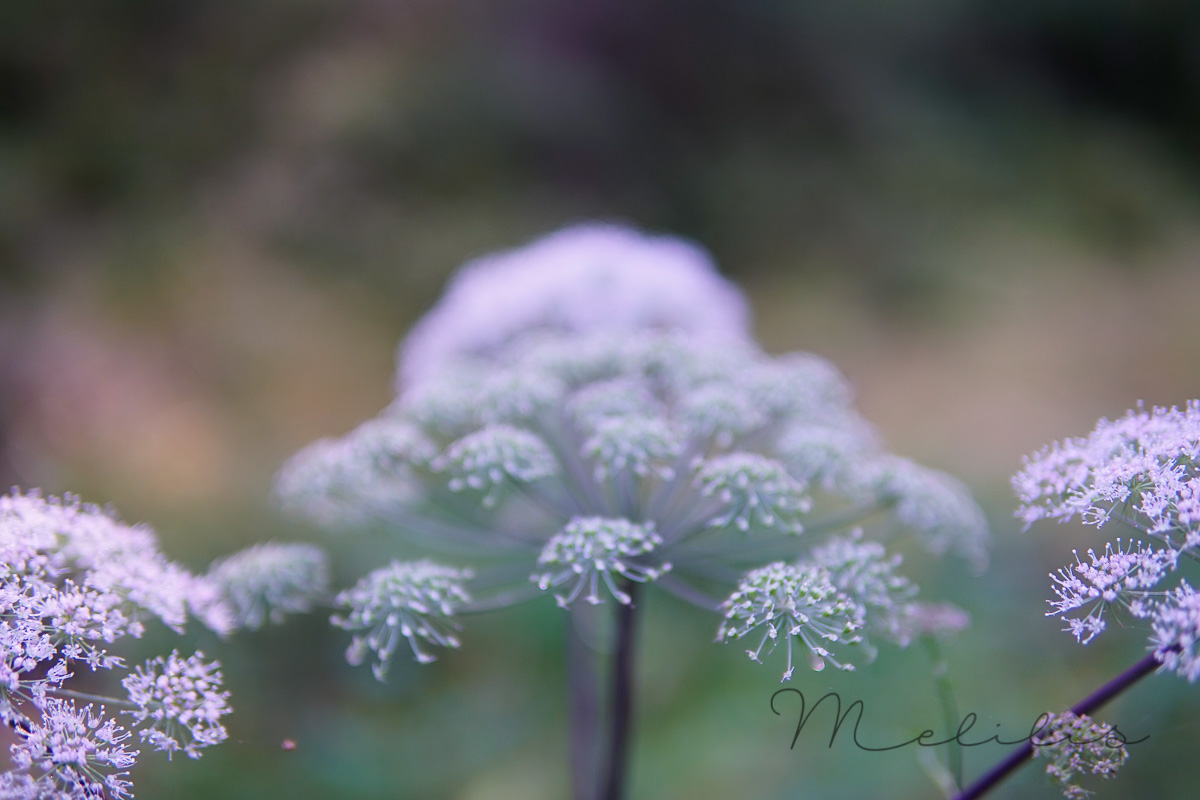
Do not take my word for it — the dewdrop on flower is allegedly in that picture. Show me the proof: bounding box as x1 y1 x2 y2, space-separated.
397 223 753 387
332 560 473 679
534 517 670 607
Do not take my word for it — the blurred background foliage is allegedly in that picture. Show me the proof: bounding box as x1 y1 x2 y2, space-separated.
2 1 1200 798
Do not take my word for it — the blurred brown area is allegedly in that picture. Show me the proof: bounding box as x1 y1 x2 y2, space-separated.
2 2 1199 798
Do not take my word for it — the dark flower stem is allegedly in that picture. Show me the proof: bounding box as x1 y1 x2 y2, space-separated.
567 614 600 800
600 581 639 800
953 645 1178 800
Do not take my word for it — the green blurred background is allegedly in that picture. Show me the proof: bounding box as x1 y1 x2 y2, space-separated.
2 1 1199 798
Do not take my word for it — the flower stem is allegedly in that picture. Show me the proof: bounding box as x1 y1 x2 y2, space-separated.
52 688 135 708
924 637 964 791
952 646 1177 800
600 582 639 800
568 611 600 800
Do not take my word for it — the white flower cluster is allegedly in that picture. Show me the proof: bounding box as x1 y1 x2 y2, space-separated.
278 224 987 682
1032 711 1129 800
0 491 327 798
332 560 472 679
396 223 752 387
121 651 230 760
207 542 330 631
1015 402 1200 678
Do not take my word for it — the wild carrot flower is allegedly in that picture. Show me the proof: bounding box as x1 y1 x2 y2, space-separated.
1015 401 1200 677
207 542 330 630
396 223 753 387
1031 711 1128 799
121 651 231 759
278 225 988 682
0 490 322 796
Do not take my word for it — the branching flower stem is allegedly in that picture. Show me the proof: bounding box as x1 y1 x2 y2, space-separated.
952 644 1179 800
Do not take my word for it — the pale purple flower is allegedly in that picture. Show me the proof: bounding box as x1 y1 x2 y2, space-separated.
534 518 670 607
206 542 330 631
1031 711 1128 799
1015 402 1200 663
121 651 230 759
281 328 987 680
809 532 917 646
892 602 970 647
1014 401 1200 538
9 698 137 800
1047 541 1175 644
396 223 753 387
717 562 864 680
280 229 988 682
332 561 473 679
0 491 238 794
1149 582 1200 682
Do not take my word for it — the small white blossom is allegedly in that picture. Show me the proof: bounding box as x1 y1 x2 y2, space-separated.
567 378 664 430
717 562 864 680
694 453 811 533
121 651 230 759
273 417 437 527
433 424 559 506
282 229 987 684
862 456 990 571
1048 541 1174 644
808 533 917 643
397 223 752 386
332 561 473 679
1032 711 1128 799
10 698 138 800
677 383 767 448
207 542 330 630
582 416 682 482
1149 581 1200 682
1016 402 1200 665
1014 400 1200 537
534 518 670 606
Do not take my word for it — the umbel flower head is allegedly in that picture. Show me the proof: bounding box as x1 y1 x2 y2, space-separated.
277 224 987 681
0 490 324 797
1031 711 1129 800
1015 401 1200 679
396 223 752 387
